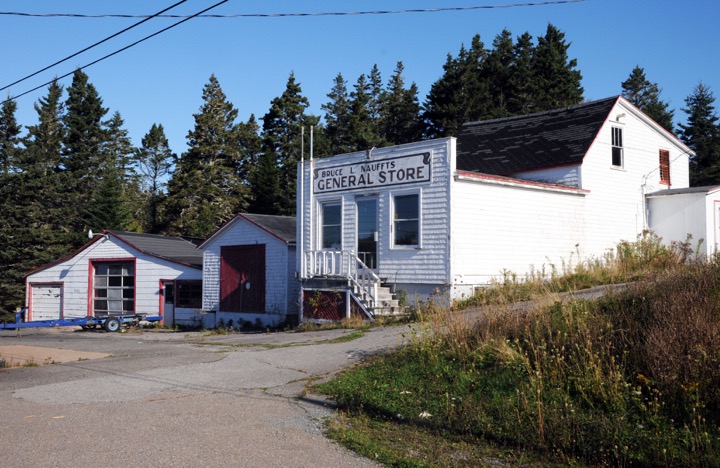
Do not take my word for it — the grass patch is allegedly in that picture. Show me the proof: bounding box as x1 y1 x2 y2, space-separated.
317 235 720 466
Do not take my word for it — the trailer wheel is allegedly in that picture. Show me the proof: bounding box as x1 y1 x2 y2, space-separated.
104 318 121 332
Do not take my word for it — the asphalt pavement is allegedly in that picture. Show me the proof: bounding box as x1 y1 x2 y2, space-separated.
0 325 412 467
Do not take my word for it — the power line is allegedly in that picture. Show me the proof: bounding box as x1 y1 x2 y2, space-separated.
0 1 585 19
0 0 188 93
4 0 229 104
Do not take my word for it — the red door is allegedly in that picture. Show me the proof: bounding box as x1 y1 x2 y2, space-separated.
220 245 266 313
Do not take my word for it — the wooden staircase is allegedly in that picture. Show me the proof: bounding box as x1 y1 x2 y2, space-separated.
304 250 403 319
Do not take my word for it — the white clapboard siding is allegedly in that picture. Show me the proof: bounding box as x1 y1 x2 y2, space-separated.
26 235 201 319
450 175 587 298
300 138 453 287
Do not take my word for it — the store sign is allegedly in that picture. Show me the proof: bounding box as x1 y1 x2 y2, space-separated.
313 152 431 194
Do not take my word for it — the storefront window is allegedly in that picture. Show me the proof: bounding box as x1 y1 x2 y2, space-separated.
394 194 419 246
321 203 342 249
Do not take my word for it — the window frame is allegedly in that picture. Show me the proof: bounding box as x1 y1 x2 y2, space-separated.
659 149 671 185
90 259 136 316
391 190 421 249
319 201 342 250
611 126 624 168
175 280 203 309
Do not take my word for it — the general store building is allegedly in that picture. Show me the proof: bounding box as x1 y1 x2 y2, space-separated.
297 96 693 320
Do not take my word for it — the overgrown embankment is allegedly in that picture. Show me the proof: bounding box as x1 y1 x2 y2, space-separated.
317 236 720 466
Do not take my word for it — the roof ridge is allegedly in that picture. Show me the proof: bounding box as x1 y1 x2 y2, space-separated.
461 95 619 128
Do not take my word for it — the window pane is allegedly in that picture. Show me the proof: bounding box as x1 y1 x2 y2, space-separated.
395 220 419 245
123 289 134 299
95 264 108 275
95 277 107 287
395 195 418 219
323 204 341 225
94 300 107 311
123 301 134 312
94 289 107 298
109 264 122 275
612 147 623 167
109 276 122 287
322 226 341 249
123 264 134 275
108 289 122 299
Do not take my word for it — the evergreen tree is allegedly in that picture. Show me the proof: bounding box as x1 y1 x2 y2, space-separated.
261 73 316 215
621 66 675 132
135 123 174 233
348 73 384 150
380 62 423 144
678 82 720 186
484 29 515 117
368 65 384 125
102 111 140 230
63 69 109 238
423 35 491 137
322 73 354 154
236 114 262 185
0 84 75 319
248 152 282 214
531 24 584 110
0 97 21 175
165 75 247 237
508 31 536 115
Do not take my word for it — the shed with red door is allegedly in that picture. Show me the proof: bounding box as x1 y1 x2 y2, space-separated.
200 213 298 328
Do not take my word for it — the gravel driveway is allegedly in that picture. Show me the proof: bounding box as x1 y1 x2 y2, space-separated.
0 325 411 467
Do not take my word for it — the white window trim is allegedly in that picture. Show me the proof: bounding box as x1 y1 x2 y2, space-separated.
390 188 422 250
611 126 624 169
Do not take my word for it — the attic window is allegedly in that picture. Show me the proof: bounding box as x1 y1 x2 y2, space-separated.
611 127 623 168
659 150 670 185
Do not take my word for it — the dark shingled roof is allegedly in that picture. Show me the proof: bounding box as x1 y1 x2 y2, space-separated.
240 213 296 244
457 96 619 175
109 231 204 268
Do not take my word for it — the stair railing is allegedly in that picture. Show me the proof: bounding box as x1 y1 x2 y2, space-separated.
305 250 380 312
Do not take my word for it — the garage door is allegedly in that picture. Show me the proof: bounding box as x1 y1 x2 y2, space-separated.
31 285 63 321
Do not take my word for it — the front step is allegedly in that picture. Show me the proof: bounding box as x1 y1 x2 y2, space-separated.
352 284 403 316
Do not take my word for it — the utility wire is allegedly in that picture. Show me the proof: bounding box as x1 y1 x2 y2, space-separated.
0 1 584 19
0 0 188 93
4 0 229 104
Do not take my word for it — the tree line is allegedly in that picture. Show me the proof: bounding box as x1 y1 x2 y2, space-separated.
1 23 719 316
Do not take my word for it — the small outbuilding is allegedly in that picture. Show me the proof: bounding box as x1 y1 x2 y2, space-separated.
646 185 720 256
200 213 298 328
25 231 203 326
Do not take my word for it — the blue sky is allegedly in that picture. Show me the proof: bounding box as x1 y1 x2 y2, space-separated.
1 0 718 155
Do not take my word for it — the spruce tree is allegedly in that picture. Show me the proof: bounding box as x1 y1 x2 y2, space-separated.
322 73 354 155
621 66 675 132
348 73 384 150
484 29 515 117
248 152 282 214
508 32 536 115
678 83 720 186
135 124 173 233
165 75 247 237
531 24 584 110
236 114 262 185
63 69 109 239
0 97 21 175
0 84 75 319
423 34 492 137
261 73 316 215
380 62 423 144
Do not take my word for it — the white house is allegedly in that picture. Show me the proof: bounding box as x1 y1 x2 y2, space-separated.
25 231 203 326
647 185 720 257
297 96 693 319
200 213 298 328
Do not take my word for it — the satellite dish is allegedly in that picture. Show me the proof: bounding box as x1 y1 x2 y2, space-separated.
88 229 94 239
